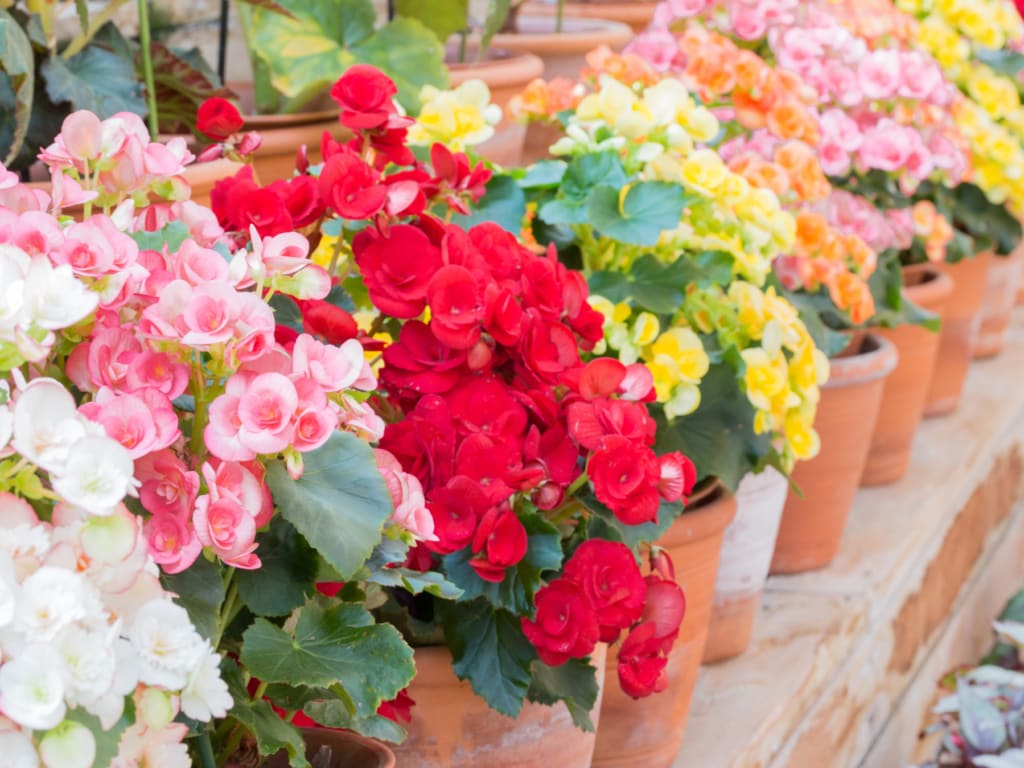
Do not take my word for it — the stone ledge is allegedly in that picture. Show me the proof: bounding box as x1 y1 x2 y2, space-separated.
674 311 1024 768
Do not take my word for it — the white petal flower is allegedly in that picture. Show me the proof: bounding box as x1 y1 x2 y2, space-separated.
21 260 97 331
51 435 136 517
40 719 95 768
0 730 39 768
56 627 117 707
180 647 231 722
0 381 12 452
15 566 103 642
0 244 29 342
0 551 18 629
11 379 86 473
129 600 206 691
0 645 67 730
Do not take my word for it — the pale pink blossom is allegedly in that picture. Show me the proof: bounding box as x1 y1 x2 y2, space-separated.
136 450 199 519
857 50 901 101
144 513 202 574
192 495 259 569
79 389 180 460
200 460 273 528
374 449 436 542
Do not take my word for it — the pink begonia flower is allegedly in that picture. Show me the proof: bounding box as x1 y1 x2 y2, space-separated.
144 512 202 574
50 170 97 210
125 351 190 400
55 216 139 279
206 372 299 460
173 239 230 285
274 264 332 300
192 495 260 569
180 281 243 346
136 449 200 519
898 51 945 103
292 335 372 391
374 449 436 542
857 50 901 101
819 109 862 152
902 129 935 180
81 325 142 392
79 388 180 460
224 292 276 364
825 62 862 107
619 363 655 401
201 459 274 528
625 30 681 71
338 394 386 442
0 165 19 190
857 120 910 172
0 209 63 257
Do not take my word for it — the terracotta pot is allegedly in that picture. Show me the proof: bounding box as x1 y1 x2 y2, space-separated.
521 0 659 33
702 467 788 664
449 51 545 167
924 254 990 416
591 484 737 768
861 265 953 486
973 248 1023 359
522 122 566 165
771 334 898 574
392 644 607 767
492 16 634 80
264 728 395 768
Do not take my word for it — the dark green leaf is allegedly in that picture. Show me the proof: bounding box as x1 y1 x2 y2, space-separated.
442 599 537 717
367 565 464 599
527 657 600 731
585 181 690 246
268 431 393 580
581 490 681 549
269 293 304 333
453 174 527 232
654 364 770 492
161 555 224 642
222 658 310 767
442 510 562 614
518 160 567 189
394 0 468 45
0 9 34 164
303 701 407 742
236 518 317 616
538 152 627 225
240 599 415 717
42 47 145 117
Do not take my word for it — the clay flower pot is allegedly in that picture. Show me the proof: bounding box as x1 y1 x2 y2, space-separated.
392 644 606 767
591 484 737 768
264 728 395 768
520 1 660 33
522 122 566 165
973 248 1024 359
861 265 954 486
183 158 246 208
492 16 633 80
924 254 990 416
771 334 898 574
702 467 788 664
448 51 545 167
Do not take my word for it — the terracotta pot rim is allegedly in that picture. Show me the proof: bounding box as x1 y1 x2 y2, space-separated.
493 15 634 47
900 264 954 308
672 481 737 542
447 51 546 88
824 332 898 390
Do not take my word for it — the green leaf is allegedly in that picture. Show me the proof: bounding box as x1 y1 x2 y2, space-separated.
303 701 408 742
0 9 34 164
586 181 690 246
267 430 393 580
394 0 468 45
240 599 415 717
653 364 769 491
351 17 448 112
268 293 304 334
527 657 600 731
161 555 224 642
222 658 310 768
42 47 145 118
367 565 464 599
519 160 567 189
442 510 562 614
129 220 191 253
480 0 511 55
442 599 537 717
976 48 1024 77
588 252 730 314
453 174 527 232
538 152 627 225
236 518 317 617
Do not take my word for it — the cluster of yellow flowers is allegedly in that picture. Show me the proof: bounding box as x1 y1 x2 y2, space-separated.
589 281 828 469
551 75 796 285
901 0 1024 209
407 79 503 151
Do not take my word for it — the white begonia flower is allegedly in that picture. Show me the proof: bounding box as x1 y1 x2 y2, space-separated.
0 244 29 341
0 551 17 629
21 259 97 331
0 644 67 730
0 729 40 768
57 627 117 708
40 719 95 768
14 566 103 642
0 381 12 452
51 434 137 517
130 600 207 690
180 646 232 722
11 378 88 473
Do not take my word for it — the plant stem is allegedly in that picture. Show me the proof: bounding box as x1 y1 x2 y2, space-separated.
197 729 217 768
327 232 346 277
458 28 468 64
214 578 240 648
137 0 159 139
556 0 565 33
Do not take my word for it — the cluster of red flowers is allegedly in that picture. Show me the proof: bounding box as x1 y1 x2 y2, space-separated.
206 63 698 701
523 541 685 697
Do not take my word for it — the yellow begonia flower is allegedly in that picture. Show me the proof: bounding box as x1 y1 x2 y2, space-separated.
408 79 501 151
740 347 788 411
680 149 729 197
631 312 661 346
311 234 343 270
967 68 1020 121
664 382 702 419
649 327 710 383
785 413 821 460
